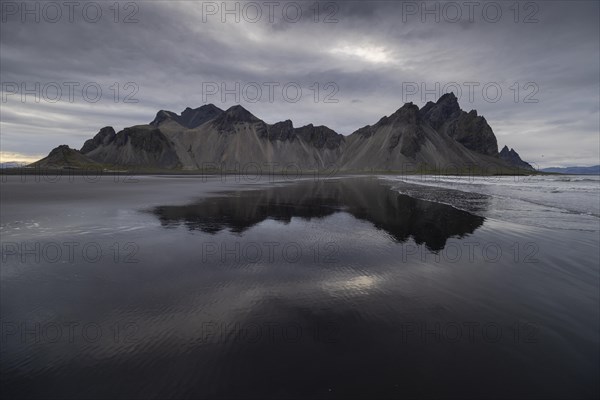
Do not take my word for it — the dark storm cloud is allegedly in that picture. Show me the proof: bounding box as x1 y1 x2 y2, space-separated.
0 0 598 167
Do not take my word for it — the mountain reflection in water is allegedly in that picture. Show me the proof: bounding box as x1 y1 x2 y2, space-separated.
151 178 485 251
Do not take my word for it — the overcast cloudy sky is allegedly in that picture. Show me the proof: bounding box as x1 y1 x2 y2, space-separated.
1 0 598 167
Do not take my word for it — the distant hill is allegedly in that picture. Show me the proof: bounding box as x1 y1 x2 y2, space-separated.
29 145 100 169
540 166 600 175
31 93 535 173
0 161 26 169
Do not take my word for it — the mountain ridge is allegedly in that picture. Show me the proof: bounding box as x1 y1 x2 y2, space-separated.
31 94 535 173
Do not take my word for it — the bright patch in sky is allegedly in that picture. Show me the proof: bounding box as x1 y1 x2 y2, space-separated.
0 151 43 163
330 45 392 64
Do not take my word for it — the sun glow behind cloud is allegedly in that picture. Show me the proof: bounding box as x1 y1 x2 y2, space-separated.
330 45 393 64
0 151 43 164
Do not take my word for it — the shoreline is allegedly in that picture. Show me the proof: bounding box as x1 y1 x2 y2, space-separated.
0 166 548 177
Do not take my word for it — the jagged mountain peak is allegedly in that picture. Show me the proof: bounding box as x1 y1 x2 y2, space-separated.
294 123 344 150
418 92 497 155
389 102 421 124
37 93 530 172
437 91 458 103
433 92 460 112
268 119 294 132
204 105 264 136
499 145 534 170
399 102 419 111
150 104 224 129
222 105 260 121
276 119 294 128
98 126 116 135
420 92 461 124
297 123 337 133
80 126 116 154
181 104 222 114
150 110 178 126
208 105 262 132
500 146 521 156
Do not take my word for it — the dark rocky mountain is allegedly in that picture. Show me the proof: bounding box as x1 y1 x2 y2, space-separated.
340 96 512 172
295 124 344 150
419 93 498 155
263 119 343 149
81 125 180 168
150 104 224 129
499 146 534 170
80 126 117 154
121 104 345 170
33 94 533 173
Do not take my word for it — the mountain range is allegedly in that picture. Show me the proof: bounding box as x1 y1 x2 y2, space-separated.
540 165 600 175
29 93 533 173
0 162 26 169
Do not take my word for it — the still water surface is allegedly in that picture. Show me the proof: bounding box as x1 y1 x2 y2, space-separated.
1 176 598 398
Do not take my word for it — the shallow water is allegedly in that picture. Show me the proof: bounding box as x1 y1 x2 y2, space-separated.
384 174 600 231
1 175 598 399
